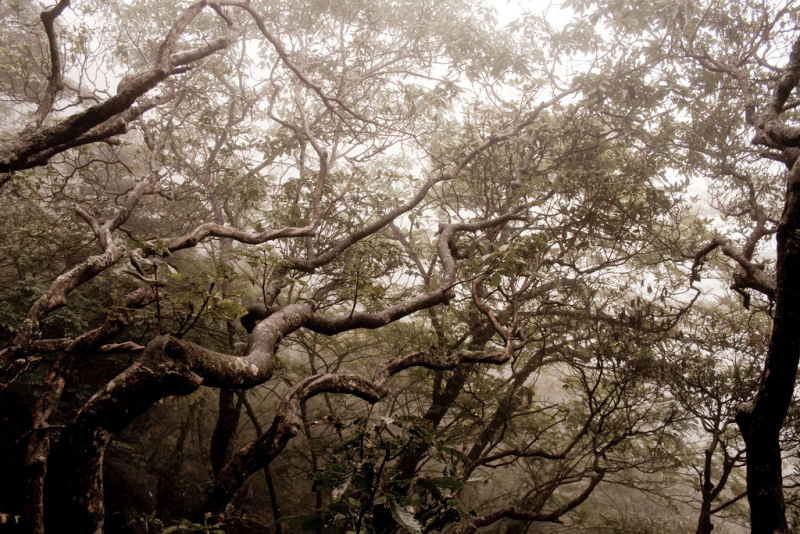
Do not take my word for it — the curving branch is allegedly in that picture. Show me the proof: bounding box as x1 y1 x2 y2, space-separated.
756 35 800 147
462 469 606 532
26 0 70 131
142 120 530 273
0 239 126 366
204 344 513 513
46 336 204 534
180 301 315 388
42 88 563 530
22 285 154 534
471 278 515 344
374 347 512 388
2 171 319 373
1 174 160 366
303 212 526 335
203 373 383 512
220 1 341 117
145 222 316 255
691 236 776 302
20 92 177 173
0 1 238 174
45 300 315 532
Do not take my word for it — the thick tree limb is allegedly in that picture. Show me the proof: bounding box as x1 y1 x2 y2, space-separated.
23 285 154 534
26 0 70 131
738 152 800 532
756 35 800 147
688 28 800 532
43 93 552 530
45 296 319 530
0 1 237 174
691 236 776 299
15 92 176 172
204 345 512 513
46 336 203 534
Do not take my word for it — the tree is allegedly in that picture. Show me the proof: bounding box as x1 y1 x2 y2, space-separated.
672 2 800 530
565 0 800 530
660 298 766 533
0 1 585 532
5 0 800 533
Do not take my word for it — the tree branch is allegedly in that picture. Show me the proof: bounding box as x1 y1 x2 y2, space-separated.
464 469 606 532
304 212 526 335
0 1 237 174
691 236 776 300
26 0 70 130
205 344 512 513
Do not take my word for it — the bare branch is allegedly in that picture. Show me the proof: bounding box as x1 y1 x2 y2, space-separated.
0 241 126 365
0 2 237 174
27 0 70 130
472 278 511 342
691 237 776 300
374 348 511 389
2 172 160 365
304 211 525 335
206 343 512 513
463 469 606 532
710 491 747 514
145 222 316 255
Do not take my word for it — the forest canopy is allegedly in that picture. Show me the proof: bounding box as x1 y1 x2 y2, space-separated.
1 0 800 533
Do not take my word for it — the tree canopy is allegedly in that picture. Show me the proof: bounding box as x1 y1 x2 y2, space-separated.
1 1 800 533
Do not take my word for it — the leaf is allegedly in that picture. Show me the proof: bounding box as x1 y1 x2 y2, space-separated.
391 503 422 534
332 472 353 502
432 476 465 490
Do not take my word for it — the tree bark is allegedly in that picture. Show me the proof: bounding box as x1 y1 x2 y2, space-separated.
695 33 800 534
21 286 153 534
45 336 202 534
210 389 242 476
204 373 383 514
44 300 316 531
696 505 713 534
736 158 800 534
0 1 236 174
240 392 284 534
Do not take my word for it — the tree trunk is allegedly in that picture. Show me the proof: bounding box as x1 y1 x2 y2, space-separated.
45 338 201 533
22 287 153 533
210 389 242 476
240 392 284 534
737 159 800 533
392 321 494 483
696 499 713 534
392 366 472 482
23 354 75 534
696 436 716 534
